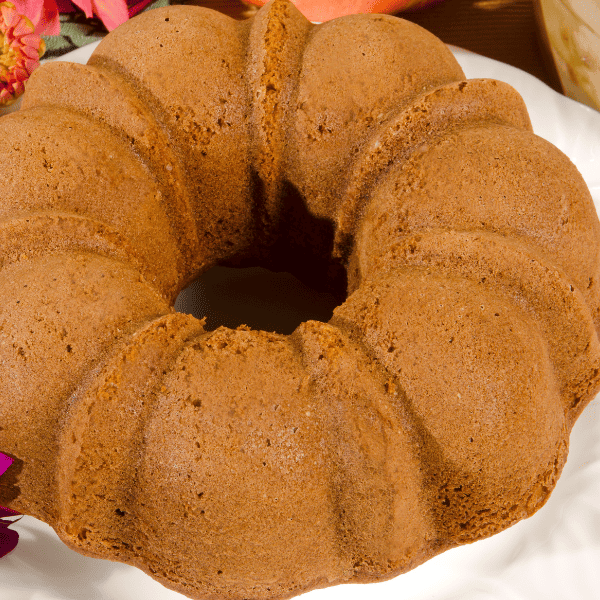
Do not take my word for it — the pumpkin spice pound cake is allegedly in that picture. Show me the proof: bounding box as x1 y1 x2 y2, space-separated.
1 1 600 598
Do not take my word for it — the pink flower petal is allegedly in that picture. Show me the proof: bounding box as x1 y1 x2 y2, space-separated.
35 0 60 36
0 507 19 519
9 0 60 35
0 86 13 100
70 0 93 19
12 16 34 37
8 0 39 27
24 57 39 73
0 454 12 478
92 0 128 30
55 0 76 11
11 67 27 81
0 524 19 559
0 456 19 558
1 4 18 28
10 0 34 21
21 42 40 58
126 0 152 18
21 32 42 47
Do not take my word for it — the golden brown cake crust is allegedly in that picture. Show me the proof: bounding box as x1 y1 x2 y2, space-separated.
1 1 599 599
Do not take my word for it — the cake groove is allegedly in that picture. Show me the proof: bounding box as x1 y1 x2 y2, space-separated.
0 105 187 297
247 0 310 240
350 120 600 322
22 63 204 287
331 267 566 542
353 228 600 410
0 212 188 299
89 8 258 268
334 79 533 262
57 313 205 560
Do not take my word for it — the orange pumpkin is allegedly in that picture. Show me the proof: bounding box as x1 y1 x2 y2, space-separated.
244 0 442 22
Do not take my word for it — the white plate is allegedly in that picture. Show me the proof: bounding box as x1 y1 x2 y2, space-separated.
1 43 600 600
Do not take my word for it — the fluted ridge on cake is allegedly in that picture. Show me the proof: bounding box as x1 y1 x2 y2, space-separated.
350 120 600 323
360 230 600 416
334 78 533 264
283 10 464 225
22 61 201 287
89 6 258 268
331 267 568 543
0 251 171 522
246 0 311 240
57 313 205 560
0 105 185 298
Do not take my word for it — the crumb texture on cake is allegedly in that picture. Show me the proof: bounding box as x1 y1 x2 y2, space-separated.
1 1 600 599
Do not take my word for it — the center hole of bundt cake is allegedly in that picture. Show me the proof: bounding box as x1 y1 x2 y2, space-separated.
174 266 342 335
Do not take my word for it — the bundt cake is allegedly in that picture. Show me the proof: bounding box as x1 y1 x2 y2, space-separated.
1 0 600 598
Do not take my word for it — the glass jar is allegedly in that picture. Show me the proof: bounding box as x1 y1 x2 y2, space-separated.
535 0 600 110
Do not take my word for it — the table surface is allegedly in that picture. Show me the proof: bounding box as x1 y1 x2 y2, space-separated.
182 0 563 93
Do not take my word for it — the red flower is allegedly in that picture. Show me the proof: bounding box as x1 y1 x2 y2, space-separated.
70 0 128 32
0 453 20 559
245 0 445 22
10 0 141 36
0 1 45 106
9 0 60 34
